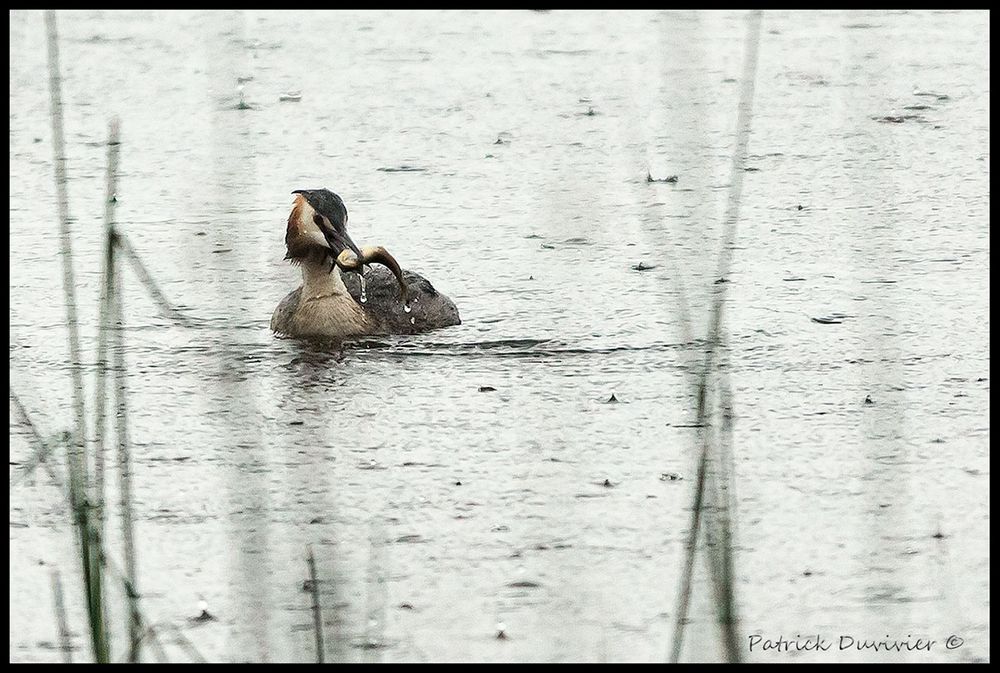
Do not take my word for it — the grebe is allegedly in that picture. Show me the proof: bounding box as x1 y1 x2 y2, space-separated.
270 188 460 339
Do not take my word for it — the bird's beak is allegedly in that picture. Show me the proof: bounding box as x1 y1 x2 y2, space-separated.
326 224 365 262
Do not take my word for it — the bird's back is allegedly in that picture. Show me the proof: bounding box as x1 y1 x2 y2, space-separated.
341 265 461 334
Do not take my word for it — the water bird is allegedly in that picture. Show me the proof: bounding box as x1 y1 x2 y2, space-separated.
271 189 460 339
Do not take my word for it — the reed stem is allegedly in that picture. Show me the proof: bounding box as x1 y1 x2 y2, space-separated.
116 231 189 325
93 120 121 523
669 9 761 663
44 9 87 496
9 387 64 489
46 10 108 662
307 545 325 663
51 569 74 663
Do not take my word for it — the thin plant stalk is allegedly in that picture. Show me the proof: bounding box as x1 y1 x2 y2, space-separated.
51 569 74 663
307 545 325 664
669 378 714 663
92 241 113 508
697 383 740 662
112 235 141 663
160 623 208 664
669 9 761 663
66 441 110 663
44 9 86 492
135 623 170 664
116 232 189 325
99 118 141 663
712 373 740 660
92 120 121 523
101 552 205 663
9 387 63 489
46 10 108 662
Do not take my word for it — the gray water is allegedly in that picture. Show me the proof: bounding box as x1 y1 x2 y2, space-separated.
8 10 990 663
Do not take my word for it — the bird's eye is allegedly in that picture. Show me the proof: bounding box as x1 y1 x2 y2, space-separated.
313 214 324 227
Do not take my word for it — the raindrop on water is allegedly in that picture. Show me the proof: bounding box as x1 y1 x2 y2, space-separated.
403 303 411 313
359 275 367 303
